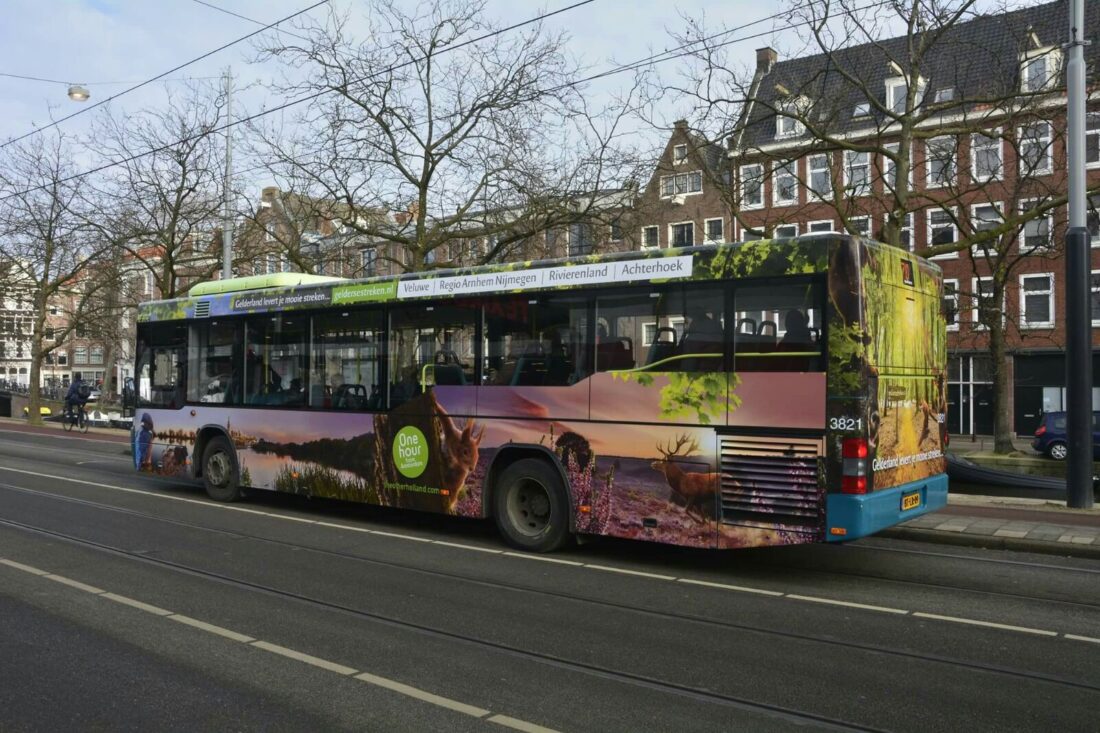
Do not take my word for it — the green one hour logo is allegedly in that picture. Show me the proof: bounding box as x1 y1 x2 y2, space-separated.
393 426 429 478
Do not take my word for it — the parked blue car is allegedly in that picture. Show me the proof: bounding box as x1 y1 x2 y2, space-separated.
1032 411 1100 460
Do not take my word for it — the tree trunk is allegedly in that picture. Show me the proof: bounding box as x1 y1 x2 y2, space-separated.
989 317 1015 454
27 333 42 426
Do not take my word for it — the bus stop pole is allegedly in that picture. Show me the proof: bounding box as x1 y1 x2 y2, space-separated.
1064 0 1093 509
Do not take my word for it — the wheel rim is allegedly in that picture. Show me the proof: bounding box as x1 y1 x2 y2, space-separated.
1051 444 1067 460
505 478 553 538
207 451 231 487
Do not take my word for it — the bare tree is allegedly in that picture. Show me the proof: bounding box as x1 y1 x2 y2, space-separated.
0 132 109 423
671 0 1100 453
249 0 642 273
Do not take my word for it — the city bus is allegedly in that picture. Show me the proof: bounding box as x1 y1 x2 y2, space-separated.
132 234 948 552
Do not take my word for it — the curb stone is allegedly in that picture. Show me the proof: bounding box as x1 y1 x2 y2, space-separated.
880 526 1100 560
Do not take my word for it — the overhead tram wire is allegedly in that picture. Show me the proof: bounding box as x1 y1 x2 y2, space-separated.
189 0 315 44
0 0 329 151
0 0 894 203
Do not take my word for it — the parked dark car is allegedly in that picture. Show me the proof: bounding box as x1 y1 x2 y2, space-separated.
1032 411 1100 460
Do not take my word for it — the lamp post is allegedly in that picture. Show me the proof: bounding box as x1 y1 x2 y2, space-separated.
66 84 90 102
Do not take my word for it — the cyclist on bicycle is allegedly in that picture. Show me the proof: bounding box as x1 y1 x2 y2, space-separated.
64 377 90 424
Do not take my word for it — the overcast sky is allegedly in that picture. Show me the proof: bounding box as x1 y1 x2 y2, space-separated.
0 0 1018 190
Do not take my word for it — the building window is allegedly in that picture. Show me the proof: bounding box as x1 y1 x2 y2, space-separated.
641 226 659 249
1091 271 1100 326
971 131 1002 182
972 276 998 327
1021 49 1059 93
642 317 685 346
1087 111 1099 168
1089 194 1100 247
970 203 1002 254
775 101 805 139
74 346 88 365
740 226 764 243
48 306 58 316
659 171 703 198
740 164 764 208
672 144 688 165
883 143 911 191
609 218 623 242
669 222 695 247
774 223 798 238
848 216 871 237
885 76 925 114
90 346 104 364
844 150 871 195
773 160 798 205
361 248 377 276
1020 273 1054 328
928 208 958 259
568 223 593 256
704 218 723 243
881 213 914 251
808 153 832 198
1019 122 1052 175
1019 200 1053 253
943 279 959 331
808 220 833 233
926 136 956 188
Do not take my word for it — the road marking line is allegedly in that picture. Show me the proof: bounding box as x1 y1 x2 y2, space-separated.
0 558 48 575
676 578 784 596
101 592 172 616
43 574 105 594
913 612 1058 636
272 515 317 525
252 640 358 676
487 713 561 732
168 614 255 643
314 521 374 533
584 564 676 581
1064 634 1100 644
502 551 583 566
785 594 908 615
370 529 433 543
432 540 503 554
354 671 491 717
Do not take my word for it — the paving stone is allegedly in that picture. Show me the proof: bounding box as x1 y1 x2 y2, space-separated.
993 529 1030 538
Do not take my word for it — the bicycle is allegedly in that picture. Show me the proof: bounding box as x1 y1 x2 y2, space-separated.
64 404 89 434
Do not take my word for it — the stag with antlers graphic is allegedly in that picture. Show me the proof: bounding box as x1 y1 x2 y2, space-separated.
651 434 720 523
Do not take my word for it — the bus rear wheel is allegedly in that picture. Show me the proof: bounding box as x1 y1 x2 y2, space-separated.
203 435 242 502
493 458 571 553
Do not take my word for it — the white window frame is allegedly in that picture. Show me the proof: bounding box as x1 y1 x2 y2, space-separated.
843 150 871 195
1020 47 1061 94
772 160 799 206
609 219 623 243
1019 273 1055 329
848 215 871 237
882 143 912 192
925 136 956 188
1091 270 1100 327
740 164 764 209
971 276 1004 329
672 144 688 165
970 130 1003 183
641 225 660 250
703 218 724 244
807 153 832 199
659 170 703 199
807 220 835 234
969 202 1003 255
1089 194 1100 247
1018 199 1053 254
927 208 959 259
1018 121 1053 176
1087 111 1100 169
668 221 695 248
775 100 805 139
881 212 914 251
642 316 686 346
943 278 960 332
885 77 907 115
739 225 765 243
361 248 377 275
774 223 799 238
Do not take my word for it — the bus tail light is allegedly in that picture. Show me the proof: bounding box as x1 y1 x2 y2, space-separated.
841 438 868 495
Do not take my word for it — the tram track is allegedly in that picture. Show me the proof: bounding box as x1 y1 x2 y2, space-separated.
1 481 1098 700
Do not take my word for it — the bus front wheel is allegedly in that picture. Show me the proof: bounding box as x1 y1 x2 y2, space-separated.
203 435 242 502
493 458 571 553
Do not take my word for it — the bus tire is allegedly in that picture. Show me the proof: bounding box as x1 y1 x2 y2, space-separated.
493 458 571 553
202 435 242 502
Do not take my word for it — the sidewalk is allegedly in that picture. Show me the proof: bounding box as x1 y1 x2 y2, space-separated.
883 494 1100 559
0 416 130 443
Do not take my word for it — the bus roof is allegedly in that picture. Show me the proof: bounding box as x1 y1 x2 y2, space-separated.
189 273 345 297
140 236 938 324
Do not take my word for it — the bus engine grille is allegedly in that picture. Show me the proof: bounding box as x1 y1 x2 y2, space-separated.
719 434 824 532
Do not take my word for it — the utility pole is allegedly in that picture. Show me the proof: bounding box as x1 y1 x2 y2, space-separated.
1064 0 1093 509
222 67 234 281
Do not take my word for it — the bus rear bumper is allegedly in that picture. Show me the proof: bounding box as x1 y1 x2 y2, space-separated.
824 474 948 541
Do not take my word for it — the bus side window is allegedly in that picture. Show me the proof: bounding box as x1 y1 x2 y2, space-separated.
596 286 723 373
188 321 241 405
483 296 589 387
311 310 383 410
136 323 187 408
732 283 823 372
389 305 477 409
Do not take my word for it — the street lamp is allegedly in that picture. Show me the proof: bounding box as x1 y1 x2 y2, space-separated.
67 84 90 102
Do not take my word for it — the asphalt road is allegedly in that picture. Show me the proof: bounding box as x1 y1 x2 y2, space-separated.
0 426 1098 732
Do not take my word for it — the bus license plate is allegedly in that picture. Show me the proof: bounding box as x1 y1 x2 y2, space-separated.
901 492 921 511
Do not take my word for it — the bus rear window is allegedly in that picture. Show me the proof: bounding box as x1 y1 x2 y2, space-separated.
733 283 823 372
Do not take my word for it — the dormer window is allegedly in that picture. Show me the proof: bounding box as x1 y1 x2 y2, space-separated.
934 88 955 104
672 144 688 165
1021 47 1060 93
885 75 926 115
852 102 871 119
774 99 806 139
